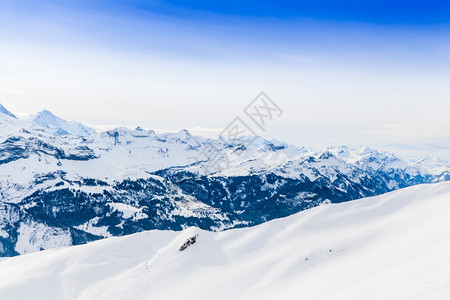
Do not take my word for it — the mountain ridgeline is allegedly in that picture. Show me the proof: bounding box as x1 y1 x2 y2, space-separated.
0 105 449 256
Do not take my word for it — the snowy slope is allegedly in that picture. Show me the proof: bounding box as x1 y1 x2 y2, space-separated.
0 104 16 119
32 109 96 136
0 106 24 137
1 182 449 300
0 104 95 138
0 103 449 257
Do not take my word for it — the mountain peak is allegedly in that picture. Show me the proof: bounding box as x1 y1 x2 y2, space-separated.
34 109 59 122
32 109 96 137
174 129 192 139
40 109 54 115
0 104 17 119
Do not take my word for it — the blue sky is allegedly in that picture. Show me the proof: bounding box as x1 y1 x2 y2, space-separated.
0 0 449 158
7 0 449 23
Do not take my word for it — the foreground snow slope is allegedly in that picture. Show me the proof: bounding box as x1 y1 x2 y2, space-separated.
1 182 450 300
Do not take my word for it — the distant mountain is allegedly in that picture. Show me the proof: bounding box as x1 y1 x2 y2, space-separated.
0 104 24 137
0 104 96 138
0 104 16 119
32 109 96 136
0 120 448 257
1 182 449 299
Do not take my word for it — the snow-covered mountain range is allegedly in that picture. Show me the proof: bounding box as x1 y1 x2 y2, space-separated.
32 109 96 136
1 182 449 299
0 104 449 256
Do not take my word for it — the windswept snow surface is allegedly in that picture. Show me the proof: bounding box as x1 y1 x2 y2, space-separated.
1 182 449 300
